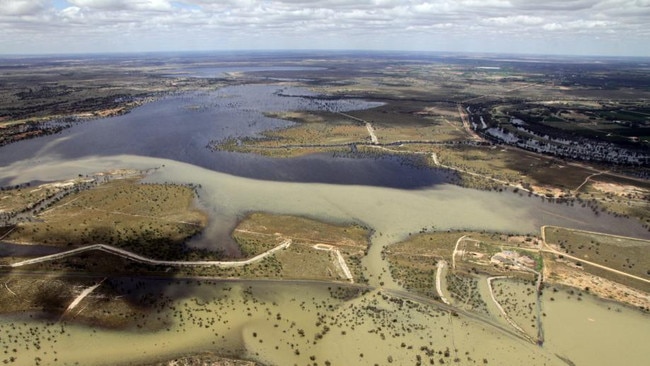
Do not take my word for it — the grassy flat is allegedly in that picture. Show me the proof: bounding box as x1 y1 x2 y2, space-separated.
5 178 207 260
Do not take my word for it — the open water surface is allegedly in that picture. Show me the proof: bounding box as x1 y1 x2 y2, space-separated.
0 281 566 366
168 66 324 78
1 81 649 365
0 85 451 189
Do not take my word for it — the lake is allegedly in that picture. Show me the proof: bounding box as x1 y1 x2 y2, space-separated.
0 85 450 189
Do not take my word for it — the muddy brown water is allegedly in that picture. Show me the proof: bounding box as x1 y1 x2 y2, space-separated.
0 281 565 366
542 288 650 365
1 83 649 365
491 278 539 340
2 157 648 365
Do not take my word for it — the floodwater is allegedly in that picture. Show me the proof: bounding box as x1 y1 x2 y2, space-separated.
169 66 324 78
1 85 449 189
1 82 649 365
3 152 647 365
542 287 650 365
491 278 539 340
4 154 646 274
0 280 565 366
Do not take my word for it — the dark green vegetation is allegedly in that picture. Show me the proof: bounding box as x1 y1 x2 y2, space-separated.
138 353 260 366
445 272 489 315
0 178 216 332
0 280 559 366
0 185 372 327
492 278 539 340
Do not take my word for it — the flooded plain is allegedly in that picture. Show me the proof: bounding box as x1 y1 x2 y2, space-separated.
0 280 565 366
1 85 449 188
168 65 324 78
491 278 539 340
542 287 650 365
1 83 649 365
2 153 648 364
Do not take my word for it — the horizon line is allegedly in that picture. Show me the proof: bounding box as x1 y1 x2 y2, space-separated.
1 49 649 61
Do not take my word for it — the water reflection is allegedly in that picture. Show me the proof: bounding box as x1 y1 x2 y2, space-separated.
0 85 447 188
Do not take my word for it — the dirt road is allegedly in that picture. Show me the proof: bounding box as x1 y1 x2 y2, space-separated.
435 260 451 305
2 239 292 269
540 225 650 284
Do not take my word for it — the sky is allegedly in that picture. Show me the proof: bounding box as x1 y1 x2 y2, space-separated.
0 0 649 56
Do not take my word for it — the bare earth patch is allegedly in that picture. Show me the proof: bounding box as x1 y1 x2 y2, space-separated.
544 255 650 310
591 181 649 197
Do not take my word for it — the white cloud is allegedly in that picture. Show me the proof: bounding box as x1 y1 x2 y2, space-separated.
0 0 48 15
482 15 545 26
0 0 647 55
510 0 598 11
60 5 82 19
543 23 563 31
68 0 173 11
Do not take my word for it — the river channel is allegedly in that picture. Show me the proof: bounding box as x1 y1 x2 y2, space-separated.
0 84 446 189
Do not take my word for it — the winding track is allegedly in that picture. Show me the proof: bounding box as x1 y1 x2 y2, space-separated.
6 224 644 347
486 276 535 343
336 111 378 144
313 244 354 283
1 239 292 269
0 252 534 343
452 235 471 270
435 260 451 305
572 172 604 194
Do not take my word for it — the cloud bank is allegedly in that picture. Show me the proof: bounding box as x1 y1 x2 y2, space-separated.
0 0 648 55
